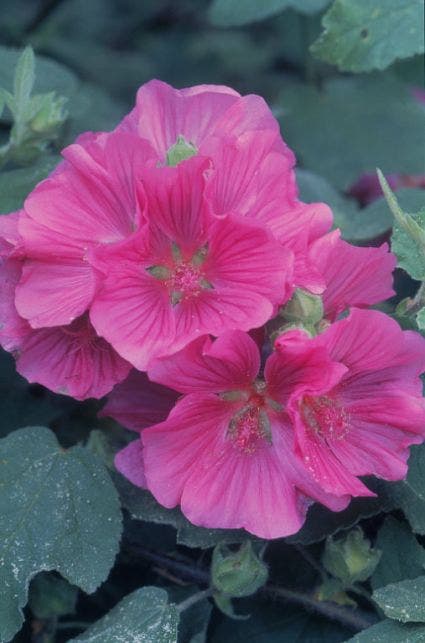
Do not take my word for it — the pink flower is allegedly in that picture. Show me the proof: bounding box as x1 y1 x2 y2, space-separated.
276 308 425 498
89 156 292 369
309 229 396 321
0 212 130 400
114 331 349 539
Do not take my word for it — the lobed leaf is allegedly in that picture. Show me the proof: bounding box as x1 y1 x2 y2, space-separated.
0 427 122 642
373 575 425 623
311 0 424 72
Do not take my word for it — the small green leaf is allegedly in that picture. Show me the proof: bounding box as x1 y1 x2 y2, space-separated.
347 619 425 642
322 528 381 585
0 427 122 642
70 587 179 642
383 443 425 535
371 516 425 590
311 0 424 72
208 0 330 26
391 207 425 281
29 572 78 619
13 46 35 116
373 575 425 623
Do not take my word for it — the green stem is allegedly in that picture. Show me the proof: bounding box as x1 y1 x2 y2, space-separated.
177 588 213 613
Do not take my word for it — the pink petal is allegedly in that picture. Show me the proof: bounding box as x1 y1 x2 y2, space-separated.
115 440 146 488
269 330 347 404
205 213 293 307
309 230 396 320
15 259 97 328
0 258 31 351
24 131 153 245
16 315 131 400
89 252 175 370
141 156 211 253
148 331 260 394
318 308 414 375
100 370 178 432
120 79 240 159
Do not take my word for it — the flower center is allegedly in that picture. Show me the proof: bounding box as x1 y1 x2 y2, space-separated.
146 243 212 305
228 406 271 455
301 395 349 441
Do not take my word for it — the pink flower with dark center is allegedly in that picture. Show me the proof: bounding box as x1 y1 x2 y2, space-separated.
309 229 396 321
113 331 349 539
89 157 293 369
0 212 130 400
276 308 425 498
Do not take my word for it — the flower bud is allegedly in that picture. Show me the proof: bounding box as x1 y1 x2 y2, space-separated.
322 527 381 585
212 541 268 598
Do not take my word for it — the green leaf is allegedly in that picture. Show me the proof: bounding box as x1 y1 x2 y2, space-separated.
311 0 424 73
0 46 77 122
287 478 396 545
70 587 179 643
0 427 122 642
208 0 330 27
383 444 425 535
279 76 425 189
12 46 35 119
211 600 351 642
0 155 59 213
28 572 78 619
371 516 425 591
417 307 425 331
347 619 425 642
373 575 425 623
391 208 425 280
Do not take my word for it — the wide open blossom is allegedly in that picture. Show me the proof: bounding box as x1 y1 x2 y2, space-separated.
0 212 130 400
112 331 350 539
276 308 425 498
89 156 292 369
308 229 396 321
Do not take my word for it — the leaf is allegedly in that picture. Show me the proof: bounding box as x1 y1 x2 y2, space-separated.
287 478 396 545
391 208 425 280
382 444 425 535
28 572 78 619
371 516 425 591
0 155 59 213
70 587 179 643
210 600 351 642
12 46 35 121
0 349 73 439
0 46 77 123
0 426 122 642
311 0 424 73
208 0 330 27
373 575 425 623
347 619 425 642
279 75 425 189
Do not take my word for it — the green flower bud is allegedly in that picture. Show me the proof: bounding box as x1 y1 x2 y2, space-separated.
280 288 324 326
322 527 381 586
166 135 197 166
30 93 68 135
212 541 268 598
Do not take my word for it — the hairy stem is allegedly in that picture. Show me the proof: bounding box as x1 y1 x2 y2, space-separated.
177 588 213 613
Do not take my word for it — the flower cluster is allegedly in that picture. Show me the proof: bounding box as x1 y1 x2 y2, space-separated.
1 80 424 538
